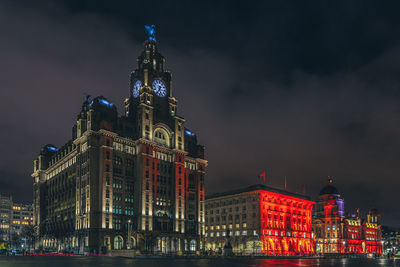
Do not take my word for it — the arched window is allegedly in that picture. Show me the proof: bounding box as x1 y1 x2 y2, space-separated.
153 128 169 147
114 236 123 250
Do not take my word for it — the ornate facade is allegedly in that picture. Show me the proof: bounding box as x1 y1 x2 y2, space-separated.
205 184 314 255
32 27 206 254
313 179 382 255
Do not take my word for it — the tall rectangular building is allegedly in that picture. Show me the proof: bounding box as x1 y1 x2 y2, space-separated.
205 184 314 255
32 28 206 254
0 195 33 245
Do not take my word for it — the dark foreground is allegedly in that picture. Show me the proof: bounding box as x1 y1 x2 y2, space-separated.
0 256 399 267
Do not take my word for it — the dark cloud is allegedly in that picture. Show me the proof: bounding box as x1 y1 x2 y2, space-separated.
1 0 400 226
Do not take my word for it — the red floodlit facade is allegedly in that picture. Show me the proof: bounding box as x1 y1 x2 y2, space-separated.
259 190 314 255
341 219 382 254
205 184 314 256
314 180 382 256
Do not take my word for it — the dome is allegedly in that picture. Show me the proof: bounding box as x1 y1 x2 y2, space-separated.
319 185 339 195
40 144 58 155
319 179 340 195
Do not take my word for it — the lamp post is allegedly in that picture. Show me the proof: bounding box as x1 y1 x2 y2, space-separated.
342 240 346 254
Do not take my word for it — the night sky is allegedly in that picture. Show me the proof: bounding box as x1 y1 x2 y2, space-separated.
1 0 400 227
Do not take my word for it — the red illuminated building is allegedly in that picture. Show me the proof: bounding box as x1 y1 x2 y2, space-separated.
259 190 315 255
313 179 382 256
205 184 314 255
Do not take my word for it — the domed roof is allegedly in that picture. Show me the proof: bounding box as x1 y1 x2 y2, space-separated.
319 185 339 195
319 179 340 195
40 144 58 155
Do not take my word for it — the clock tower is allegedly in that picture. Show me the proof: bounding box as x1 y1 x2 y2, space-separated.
123 25 206 251
33 25 206 254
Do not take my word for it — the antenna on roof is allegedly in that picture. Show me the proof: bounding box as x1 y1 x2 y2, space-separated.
284 176 287 190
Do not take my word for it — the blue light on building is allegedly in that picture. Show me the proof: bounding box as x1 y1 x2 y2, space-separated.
145 25 156 42
99 99 113 107
185 130 195 137
47 146 58 152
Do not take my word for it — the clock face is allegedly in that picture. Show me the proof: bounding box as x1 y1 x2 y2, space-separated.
132 80 142 98
152 79 167 97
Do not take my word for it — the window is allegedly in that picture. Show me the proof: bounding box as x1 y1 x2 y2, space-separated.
114 236 123 250
154 129 169 146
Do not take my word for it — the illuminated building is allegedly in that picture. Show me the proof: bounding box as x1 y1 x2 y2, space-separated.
32 26 206 254
313 179 345 254
313 179 382 255
382 226 400 256
0 195 33 244
205 184 314 255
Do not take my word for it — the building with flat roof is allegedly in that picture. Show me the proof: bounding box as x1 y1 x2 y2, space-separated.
205 184 314 255
0 195 33 247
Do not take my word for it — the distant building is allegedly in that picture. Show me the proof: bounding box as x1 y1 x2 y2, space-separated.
0 195 33 244
205 184 315 255
32 28 206 254
0 195 12 241
382 226 400 256
313 179 382 255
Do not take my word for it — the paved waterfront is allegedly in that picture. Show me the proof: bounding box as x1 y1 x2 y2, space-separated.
0 256 399 267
